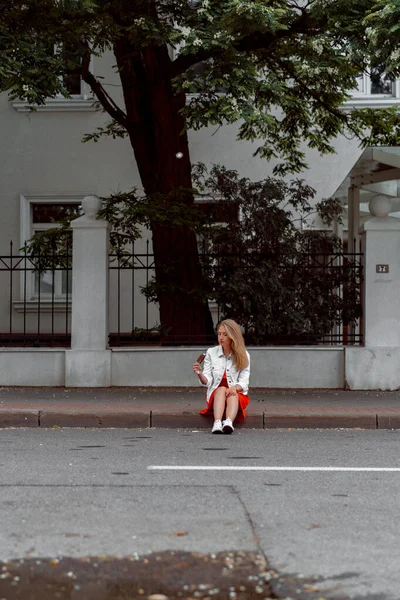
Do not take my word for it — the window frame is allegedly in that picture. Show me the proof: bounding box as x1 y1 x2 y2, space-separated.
346 72 400 108
30 220 72 300
15 193 88 312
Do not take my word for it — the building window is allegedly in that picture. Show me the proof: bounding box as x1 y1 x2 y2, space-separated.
12 44 95 112
19 194 84 305
31 203 82 297
348 61 400 107
370 63 393 95
55 42 88 98
353 72 395 97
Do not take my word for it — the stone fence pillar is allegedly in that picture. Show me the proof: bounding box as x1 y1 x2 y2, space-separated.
346 195 400 389
65 195 111 387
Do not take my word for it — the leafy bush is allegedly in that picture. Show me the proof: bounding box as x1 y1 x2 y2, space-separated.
194 164 361 345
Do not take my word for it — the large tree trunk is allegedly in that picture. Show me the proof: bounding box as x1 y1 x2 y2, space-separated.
113 39 215 343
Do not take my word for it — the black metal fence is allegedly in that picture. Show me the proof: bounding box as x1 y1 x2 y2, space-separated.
0 241 72 347
0 241 363 347
108 244 364 347
108 241 156 346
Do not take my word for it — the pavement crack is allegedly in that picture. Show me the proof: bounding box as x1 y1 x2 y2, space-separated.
230 485 265 557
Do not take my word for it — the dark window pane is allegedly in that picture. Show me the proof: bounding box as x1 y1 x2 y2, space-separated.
370 62 393 94
63 71 81 95
196 201 238 223
61 42 82 95
32 203 82 223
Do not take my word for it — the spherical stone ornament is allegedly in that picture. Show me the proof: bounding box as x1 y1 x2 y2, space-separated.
369 194 392 218
82 195 102 218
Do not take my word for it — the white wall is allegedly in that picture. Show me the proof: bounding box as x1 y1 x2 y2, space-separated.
0 347 344 388
0 349 65 386
111 347 344 389
190 121 363 205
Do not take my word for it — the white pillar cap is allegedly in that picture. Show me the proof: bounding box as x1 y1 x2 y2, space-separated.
82 195 102 219
369 194 392 218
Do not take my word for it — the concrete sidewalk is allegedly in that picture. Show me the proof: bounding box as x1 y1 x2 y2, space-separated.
1 387 400 429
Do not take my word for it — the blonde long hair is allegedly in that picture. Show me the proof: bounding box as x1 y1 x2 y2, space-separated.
218 319 248 371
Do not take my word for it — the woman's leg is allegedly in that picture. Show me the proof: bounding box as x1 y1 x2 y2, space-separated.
226 393 239 422
213 387 227 420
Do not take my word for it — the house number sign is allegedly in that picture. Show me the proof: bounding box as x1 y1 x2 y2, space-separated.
376 264 389 273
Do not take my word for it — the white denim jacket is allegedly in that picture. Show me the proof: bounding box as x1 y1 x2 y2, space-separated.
200 345 250 403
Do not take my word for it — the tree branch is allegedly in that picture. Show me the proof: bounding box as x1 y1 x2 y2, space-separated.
81 49 128 126
272 55 360 137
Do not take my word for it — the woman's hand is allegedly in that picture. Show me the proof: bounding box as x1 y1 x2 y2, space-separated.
226 385 240 397
193 362 207 385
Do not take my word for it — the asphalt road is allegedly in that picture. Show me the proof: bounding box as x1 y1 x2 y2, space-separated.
1 428 400 599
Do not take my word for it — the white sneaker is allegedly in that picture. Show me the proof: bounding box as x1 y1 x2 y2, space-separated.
222 418 234 434
212 419 223 434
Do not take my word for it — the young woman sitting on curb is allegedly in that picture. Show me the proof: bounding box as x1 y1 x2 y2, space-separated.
193 319 251 434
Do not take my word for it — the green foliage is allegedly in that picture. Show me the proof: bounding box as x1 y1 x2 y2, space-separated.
20 215 74 273
315 197 344 228
98 187 207 257
194 165 361 345
2 0 400 173
82 119 127 143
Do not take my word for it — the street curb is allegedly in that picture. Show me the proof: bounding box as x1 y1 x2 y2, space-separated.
0 410 38 427
376 413 400 429
38 410 150 429
1 409 400 428
264 414 377 429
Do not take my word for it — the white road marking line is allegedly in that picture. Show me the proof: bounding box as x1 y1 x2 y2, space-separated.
148 466 400 472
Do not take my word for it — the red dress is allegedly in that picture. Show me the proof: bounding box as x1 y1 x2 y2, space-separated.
199 370 250 423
